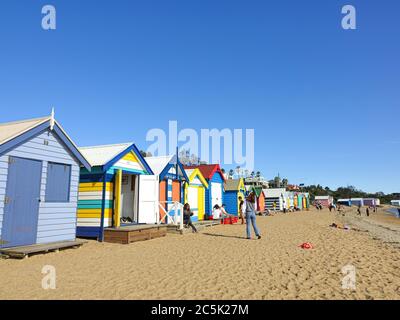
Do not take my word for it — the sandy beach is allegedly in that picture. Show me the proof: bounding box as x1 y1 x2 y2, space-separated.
0 207 399 300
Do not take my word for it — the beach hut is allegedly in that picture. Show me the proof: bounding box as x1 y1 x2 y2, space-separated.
263 188 287 211
252 186 265 213
140 155 188 224
338 199 351 206
184 168 208 222
223 178 245 216
314 195 333 207
305 193 310 209
185 164 225 218
77 143 153 240
363 198 379 207
350 198 364 207
0 115 91 249
283 191 294 210
390 200 400 207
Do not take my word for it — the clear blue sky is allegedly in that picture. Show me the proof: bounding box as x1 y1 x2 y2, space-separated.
0 0 399 193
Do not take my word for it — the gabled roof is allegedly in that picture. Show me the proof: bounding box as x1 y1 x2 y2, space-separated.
80 143 132 167
79 142 153 174
0 116 49 145
145 154 188 181
184 164 225 181
0 116 91 170
184 168 208 188
224 178 244 191
251 186 264 198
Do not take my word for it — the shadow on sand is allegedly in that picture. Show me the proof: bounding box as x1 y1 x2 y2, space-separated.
200 232 246 240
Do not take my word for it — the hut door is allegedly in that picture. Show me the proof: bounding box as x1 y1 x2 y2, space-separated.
211 182 222 208
172 181 181 202
187 186 198 220
1 157 42 248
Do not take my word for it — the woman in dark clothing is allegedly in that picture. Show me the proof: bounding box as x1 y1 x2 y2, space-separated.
183 203 197 233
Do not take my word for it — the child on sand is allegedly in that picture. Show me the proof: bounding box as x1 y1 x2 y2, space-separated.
183 203 197 233
242 192 261 240
220 204 230 218
212 204 222 220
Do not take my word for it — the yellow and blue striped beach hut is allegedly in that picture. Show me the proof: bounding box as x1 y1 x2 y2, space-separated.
77 143 153 240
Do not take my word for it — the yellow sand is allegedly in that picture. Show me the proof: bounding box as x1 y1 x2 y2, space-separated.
0 208 399 300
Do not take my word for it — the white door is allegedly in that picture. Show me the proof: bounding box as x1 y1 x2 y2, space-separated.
138 175 159 224
187 186 199 220
211 182 222 209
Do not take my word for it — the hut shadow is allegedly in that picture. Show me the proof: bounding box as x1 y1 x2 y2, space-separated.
201 232 246 240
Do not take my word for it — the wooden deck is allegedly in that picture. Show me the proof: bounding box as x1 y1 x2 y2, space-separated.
103 224 167 244
0 239 87 259
167 219 221 235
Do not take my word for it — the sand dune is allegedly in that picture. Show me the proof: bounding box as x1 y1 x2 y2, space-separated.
0 208 399 300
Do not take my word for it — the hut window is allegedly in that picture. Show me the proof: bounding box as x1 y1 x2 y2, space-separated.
45 162 71 202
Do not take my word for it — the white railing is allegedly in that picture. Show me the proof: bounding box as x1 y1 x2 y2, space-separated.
158 201 184 230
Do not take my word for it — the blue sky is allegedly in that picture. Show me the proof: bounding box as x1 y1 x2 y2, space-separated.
0 0 399 193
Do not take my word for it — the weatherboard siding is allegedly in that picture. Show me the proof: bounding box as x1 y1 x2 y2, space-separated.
0 130 80 243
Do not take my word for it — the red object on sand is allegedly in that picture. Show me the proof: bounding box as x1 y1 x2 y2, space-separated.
221 216 239 224
299 242 314 249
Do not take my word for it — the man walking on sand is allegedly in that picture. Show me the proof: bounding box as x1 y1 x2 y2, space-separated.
242 192 261 240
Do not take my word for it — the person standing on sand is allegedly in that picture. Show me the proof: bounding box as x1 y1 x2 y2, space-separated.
273 201 277 213
238 196 245 224
183 203 198 233
242 192 261 240
366 207 370 217
357 204 361 216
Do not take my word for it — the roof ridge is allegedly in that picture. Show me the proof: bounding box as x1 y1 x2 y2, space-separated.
79 142 133 150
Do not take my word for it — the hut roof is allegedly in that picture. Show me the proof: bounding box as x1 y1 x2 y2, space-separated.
224 179 243 191
252 186 264 197
145 154 188 181
79 142 153 174
0 115 90 170
184 164 225 181
224 179 239 191
80 143 132 167
0 116 50 145
184 168 208 188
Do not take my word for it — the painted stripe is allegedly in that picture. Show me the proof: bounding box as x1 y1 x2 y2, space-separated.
107 166 146 175
79 183 113 192
77 208 112 218
78 200 113 209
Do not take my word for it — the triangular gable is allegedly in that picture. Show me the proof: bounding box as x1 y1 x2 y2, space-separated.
186 164 225 182
159 155 189 181
0 117 91 170
103 143 153 174
186 168 208 188
252 186 264 198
